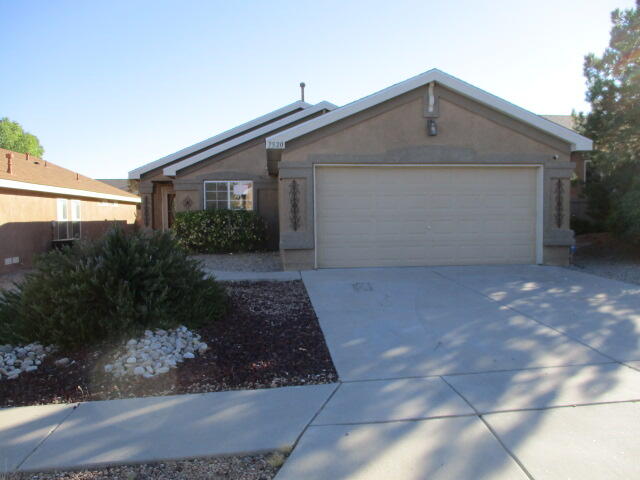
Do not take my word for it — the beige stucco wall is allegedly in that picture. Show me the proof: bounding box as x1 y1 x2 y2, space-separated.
282 90 569 165
179 142 269 180
0 189 138 273
277 84 575 269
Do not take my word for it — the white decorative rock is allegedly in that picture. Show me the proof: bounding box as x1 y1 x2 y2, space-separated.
55 357 70 367
102 325 206 380
0 342 54 381
104 364 113 373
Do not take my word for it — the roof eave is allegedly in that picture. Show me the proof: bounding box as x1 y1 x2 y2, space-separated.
128 100 313 179
0 178 141 203
162 101 337 177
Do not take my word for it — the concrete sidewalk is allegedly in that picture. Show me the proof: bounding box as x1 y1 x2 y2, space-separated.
275 365 640 480
1 384 336 473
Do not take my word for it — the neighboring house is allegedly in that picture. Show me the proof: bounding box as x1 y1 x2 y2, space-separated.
541 115 590 219
1 148 140 274
130 68 592 269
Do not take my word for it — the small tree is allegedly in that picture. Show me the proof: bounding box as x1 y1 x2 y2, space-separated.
575 1 640 238
0 117 45 157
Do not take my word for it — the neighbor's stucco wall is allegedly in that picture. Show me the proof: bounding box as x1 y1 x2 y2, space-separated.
0 189 137 273
277 84 575 269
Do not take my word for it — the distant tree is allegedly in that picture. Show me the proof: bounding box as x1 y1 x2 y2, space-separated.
0 117 45 157
575 1 640 238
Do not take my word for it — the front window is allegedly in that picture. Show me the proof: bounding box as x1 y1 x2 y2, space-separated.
204 181 253 211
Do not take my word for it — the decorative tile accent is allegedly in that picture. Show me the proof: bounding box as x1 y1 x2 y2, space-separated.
554 178 564 228
143 195 150 227
289 179 301 231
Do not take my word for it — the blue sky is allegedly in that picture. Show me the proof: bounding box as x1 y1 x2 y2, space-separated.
1 0 634 179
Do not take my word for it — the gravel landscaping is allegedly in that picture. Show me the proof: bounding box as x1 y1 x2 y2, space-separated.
4 452 286 480
191 252 283 272
0 280 337 408
569 233 640 285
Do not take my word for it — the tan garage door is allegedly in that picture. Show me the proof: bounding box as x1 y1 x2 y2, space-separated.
315 166 539 268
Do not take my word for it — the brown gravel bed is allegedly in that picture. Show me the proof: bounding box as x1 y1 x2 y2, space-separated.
5 452 286 479
0 281 337 408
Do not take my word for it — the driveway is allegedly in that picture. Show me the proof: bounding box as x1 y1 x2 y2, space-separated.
276 266 640 479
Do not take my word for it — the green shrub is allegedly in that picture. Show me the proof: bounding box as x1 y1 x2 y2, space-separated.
0 228 227 349
570 216 606 236
173 209 267 253
607 181 640 243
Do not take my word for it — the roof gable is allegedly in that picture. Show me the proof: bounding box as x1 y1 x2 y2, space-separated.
129 100 311 179
162 101 336 177
266 69 592 152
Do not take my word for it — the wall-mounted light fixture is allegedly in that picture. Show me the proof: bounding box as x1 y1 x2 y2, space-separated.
427 119 438 136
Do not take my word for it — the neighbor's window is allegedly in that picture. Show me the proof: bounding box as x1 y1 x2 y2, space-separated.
56 198 68 221
55 199 81 240
70 200 81 238
204 181 253 210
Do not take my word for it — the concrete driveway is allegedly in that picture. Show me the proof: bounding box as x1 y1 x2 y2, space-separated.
276 266 640 479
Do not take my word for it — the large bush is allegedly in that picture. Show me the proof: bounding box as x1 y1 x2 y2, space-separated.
575 3 640 238
173 209 267 253
0 229 227 349
607 181 640 241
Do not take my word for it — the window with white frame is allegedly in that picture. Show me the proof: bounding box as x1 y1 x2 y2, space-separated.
204 181 253 211
56 198 68 222
54 199 81 240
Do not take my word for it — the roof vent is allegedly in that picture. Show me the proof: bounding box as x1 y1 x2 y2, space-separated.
300 82 306 102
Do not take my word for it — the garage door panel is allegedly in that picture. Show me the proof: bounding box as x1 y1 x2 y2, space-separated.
316 166 538 268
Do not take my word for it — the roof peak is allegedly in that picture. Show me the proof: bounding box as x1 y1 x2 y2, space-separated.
266 68 592 152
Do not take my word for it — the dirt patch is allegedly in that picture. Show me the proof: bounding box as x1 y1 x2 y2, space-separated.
573 233 640 261
192 252 283 272
0 281 337 408
570 233 640 285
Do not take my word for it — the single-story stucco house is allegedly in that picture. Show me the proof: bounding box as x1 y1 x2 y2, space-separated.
1 148 140 273
130 68 592 270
